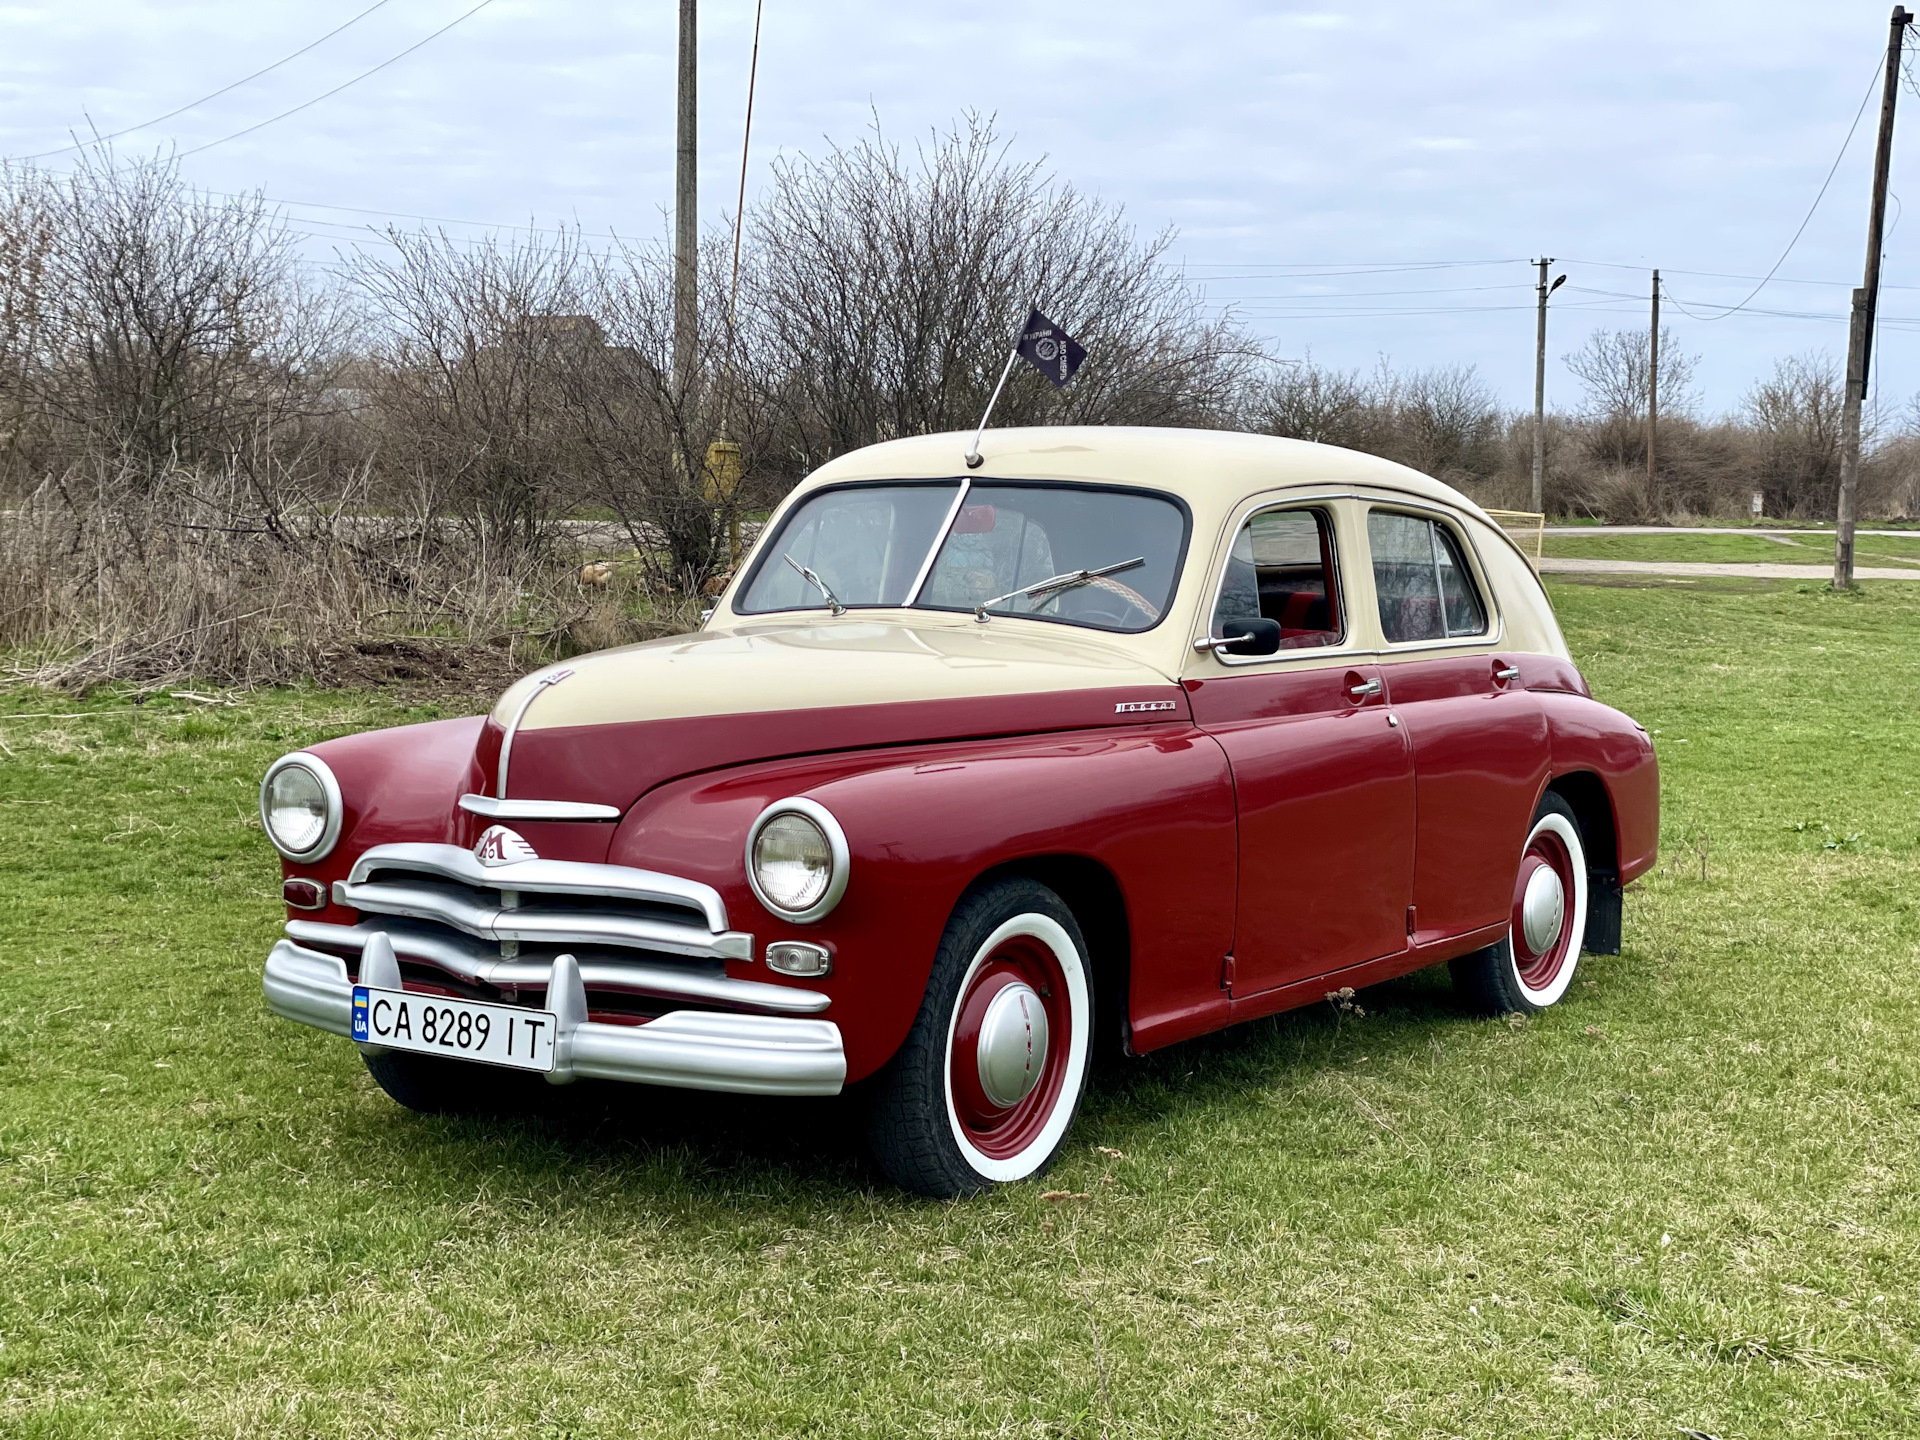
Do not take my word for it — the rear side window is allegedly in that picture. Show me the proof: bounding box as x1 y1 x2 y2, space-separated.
1210 506 1344 650
1368 510 1489 644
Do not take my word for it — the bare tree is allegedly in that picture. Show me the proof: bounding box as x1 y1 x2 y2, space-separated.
1744 353 1846 518
12 151 341 489
745 114 1259 469
1252 356 1374 448
1563 326 1698 469
348 227 596 553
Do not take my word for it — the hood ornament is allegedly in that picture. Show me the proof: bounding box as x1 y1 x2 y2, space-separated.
474 825 539 867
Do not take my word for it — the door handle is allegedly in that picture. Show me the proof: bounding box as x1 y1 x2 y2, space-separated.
1494 666 1519 681
1349 677 1383 700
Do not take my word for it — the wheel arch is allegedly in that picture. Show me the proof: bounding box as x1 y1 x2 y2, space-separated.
967 854 1133 1058
1544 769 1623 955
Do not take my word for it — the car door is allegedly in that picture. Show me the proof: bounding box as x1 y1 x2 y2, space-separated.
1363 505 1550 944
1184 498 1416 1001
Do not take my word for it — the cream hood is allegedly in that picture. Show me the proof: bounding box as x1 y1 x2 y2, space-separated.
493 615 1183 733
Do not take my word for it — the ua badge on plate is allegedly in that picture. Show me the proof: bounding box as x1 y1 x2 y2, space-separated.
351 987 371 1042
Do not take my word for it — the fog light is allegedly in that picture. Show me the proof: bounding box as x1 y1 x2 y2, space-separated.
282 878 326 910
765 941 832 977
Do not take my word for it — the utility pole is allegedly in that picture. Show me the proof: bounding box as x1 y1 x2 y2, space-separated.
1647 270 1660 515
1531 259 1565 513
673 0 698 399
1836 5 1913 589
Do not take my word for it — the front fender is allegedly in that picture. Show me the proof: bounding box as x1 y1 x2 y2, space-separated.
609 725 1237 1081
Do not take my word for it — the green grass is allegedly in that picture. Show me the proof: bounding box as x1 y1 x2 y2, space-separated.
1543 532 1920 567
4 585 1920 1437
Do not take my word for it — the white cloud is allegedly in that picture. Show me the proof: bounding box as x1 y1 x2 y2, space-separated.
0 0 1904 410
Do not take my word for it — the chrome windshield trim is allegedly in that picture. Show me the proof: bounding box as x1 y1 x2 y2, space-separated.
285 922 826 1014
904 477 970 605
458 794 622 822
347 842 730 933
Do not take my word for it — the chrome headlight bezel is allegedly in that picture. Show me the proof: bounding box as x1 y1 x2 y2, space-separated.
259 752 343 863
744 797 849 924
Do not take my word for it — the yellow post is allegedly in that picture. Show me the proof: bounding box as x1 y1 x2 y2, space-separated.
703 440 744 565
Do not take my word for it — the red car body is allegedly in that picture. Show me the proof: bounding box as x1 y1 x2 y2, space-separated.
261 428 1657 1191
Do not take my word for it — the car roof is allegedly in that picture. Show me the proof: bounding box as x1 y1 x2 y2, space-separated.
798 426 1500 531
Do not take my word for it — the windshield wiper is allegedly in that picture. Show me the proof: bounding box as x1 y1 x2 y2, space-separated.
783 554 846 615
973 557 1145 623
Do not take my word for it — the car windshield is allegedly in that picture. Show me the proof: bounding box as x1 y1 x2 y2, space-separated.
736 481 1187 633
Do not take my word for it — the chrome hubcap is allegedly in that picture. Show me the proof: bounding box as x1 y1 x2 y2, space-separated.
976 982 1048 1109
1522 863 1565 955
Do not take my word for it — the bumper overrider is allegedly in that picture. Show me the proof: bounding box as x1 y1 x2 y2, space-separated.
261 841 847 1096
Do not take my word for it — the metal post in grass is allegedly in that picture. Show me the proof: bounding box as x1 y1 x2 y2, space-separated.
1836 5 1912 590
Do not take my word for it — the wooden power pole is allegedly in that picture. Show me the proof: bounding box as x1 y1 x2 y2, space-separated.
1836 5 1913 589
1531 258 1554 513
1647 270 1660 514
674 0 698 399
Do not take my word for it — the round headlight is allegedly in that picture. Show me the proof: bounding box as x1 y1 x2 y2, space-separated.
260 753 342 861
746 798 849 923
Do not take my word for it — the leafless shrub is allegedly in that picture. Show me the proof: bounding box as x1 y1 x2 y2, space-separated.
1 151 344 494
745 113 1260 468
1563 326 1699 472
1744 354 1846 519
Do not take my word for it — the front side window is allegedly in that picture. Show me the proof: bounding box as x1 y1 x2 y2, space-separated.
1368 510 1489 644
1209 506 1343 651
739 479 1188 633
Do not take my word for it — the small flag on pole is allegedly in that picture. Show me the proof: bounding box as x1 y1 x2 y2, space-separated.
1015 308 1086 387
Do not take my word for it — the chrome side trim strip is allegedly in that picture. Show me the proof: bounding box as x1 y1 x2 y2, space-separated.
333 878 753 962
348 842 730 933
285 921 828 1014
263 940 353 1036
459 794 621 822
261 939 845 1095
496 667 574 799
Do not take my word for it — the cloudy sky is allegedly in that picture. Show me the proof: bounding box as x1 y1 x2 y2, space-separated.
1 0 1915 413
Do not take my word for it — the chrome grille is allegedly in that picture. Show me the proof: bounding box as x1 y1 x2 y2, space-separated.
306 842 831 1017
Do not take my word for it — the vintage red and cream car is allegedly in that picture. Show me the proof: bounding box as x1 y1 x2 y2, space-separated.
260 427 1658 1197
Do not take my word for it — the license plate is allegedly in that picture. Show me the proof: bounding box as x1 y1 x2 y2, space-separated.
351 985 557 1073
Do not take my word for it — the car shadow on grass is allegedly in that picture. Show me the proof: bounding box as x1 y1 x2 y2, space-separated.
351 960 1506 1211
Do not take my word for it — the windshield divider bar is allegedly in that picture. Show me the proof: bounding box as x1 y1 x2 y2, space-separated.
904 479 970 607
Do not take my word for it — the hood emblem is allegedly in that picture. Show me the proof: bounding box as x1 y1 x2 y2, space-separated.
474 825 539 867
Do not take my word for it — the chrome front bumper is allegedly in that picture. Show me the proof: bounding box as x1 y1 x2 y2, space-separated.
263 939 847 1096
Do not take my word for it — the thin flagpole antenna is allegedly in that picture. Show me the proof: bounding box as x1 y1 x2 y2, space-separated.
964 342 1022 470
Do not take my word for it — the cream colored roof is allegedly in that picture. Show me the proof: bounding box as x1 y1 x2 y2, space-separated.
793 426 1499 533
499 426 1562 729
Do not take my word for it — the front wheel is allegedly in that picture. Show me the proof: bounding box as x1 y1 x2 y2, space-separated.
867 878 1093 1197
1451 792 1589 1015
363 1048 546 1117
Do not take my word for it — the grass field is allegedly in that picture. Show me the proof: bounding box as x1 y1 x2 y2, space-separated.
1541 531 1920 566
4 580 1919 1437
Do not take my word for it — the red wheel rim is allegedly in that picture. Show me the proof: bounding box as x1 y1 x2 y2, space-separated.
1511 826 1576 992
948 933 1071 1162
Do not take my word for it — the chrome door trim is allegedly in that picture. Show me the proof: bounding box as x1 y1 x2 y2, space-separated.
1192 490 1359 670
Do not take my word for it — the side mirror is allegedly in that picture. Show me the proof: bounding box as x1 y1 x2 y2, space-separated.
1218 618 1281 656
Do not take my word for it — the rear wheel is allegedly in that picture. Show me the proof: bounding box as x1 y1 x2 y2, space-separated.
868 878 1092 1197
1451 792 1589 1015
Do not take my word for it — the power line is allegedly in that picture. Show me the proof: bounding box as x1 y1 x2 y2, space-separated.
178 0 498 159
10 0 402 163
1684 52 1887 321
